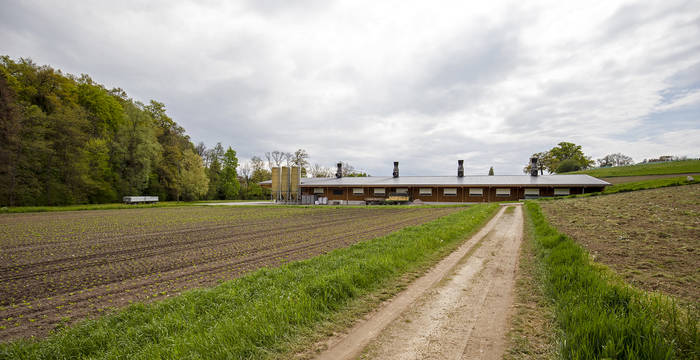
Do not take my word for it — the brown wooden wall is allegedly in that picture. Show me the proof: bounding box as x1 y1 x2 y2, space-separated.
301 186 596 202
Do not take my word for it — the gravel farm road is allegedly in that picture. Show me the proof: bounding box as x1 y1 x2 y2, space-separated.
315 204 523 360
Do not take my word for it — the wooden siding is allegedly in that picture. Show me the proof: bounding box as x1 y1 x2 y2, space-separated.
300 185 600 202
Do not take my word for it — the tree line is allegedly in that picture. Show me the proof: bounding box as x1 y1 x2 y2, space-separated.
0 57 210 206
0 57 368 206
524 142 638 174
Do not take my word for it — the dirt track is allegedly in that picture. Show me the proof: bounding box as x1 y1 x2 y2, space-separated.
315 205 523 360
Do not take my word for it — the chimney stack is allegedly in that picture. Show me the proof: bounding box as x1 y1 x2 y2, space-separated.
392 161 399 178
530 157 539 176
336 162 343 178
458 160 464 177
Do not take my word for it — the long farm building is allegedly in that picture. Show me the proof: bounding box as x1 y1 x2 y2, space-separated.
263 160 610 204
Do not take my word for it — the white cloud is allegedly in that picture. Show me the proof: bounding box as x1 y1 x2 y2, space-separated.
1 0 699 175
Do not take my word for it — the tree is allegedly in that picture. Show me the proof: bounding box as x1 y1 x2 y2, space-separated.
548 142 594 172
206 143 225 199
523 142 593 174
0 56 218 205
219 147 240 199
522 151 550 175
0 74 22 206
597 153 633 167
239 161 251 190
310 163 333 177
250 155 271 183
488 167 494 176
292 148 309 176
556 159 582 173
178 149 209 201
265 150 285 169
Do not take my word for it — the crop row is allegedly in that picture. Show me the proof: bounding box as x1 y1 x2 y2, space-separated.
0 206 459 341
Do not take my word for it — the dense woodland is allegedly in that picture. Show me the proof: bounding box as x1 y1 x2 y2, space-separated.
0 57 262 206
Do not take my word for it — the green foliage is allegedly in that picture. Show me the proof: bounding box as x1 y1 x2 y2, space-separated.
526 142 594 174
524 202 698 358
178 149 209 201
0 205 499 359
219 147 240 199
554 158 582 173
488 166 494 176
0 56 208 206
568 159 700 177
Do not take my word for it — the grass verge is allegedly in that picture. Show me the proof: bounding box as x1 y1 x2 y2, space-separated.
542 176 700 201
504 206 558 360
0 205 498 359
567 159 700 177
524 201 698 359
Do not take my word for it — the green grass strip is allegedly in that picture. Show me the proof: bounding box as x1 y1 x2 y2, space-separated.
0 204 498 359
567 159 700 177
542 176 700 201
524 202 699 359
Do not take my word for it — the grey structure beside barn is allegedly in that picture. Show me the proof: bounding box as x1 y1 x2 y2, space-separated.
261 159 610 204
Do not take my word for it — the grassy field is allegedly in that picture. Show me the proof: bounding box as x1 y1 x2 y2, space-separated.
544 175 700 201
0 205 498 359
524 201 698 358
567 159 700 177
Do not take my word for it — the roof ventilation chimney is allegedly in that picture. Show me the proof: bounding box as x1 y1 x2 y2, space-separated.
393 161 399 178
458 160 464 177
530 157 539 176
336 162 343 178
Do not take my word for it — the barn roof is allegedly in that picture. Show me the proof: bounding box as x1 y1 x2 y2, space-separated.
262 175 610 187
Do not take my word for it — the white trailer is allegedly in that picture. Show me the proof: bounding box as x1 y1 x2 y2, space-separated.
122 196 159 204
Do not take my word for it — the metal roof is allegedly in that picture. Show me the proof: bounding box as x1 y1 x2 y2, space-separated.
262 175 610 187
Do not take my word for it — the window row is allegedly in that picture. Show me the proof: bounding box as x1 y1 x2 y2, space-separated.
312 187 571 196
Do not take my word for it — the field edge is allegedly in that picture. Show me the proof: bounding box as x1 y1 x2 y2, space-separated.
523 201 698 358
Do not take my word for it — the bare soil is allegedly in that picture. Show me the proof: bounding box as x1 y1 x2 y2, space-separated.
0 206 459 342
540 184 700 304
314 205 523 360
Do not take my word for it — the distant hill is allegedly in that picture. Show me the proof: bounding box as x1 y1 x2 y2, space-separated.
565 159 700 178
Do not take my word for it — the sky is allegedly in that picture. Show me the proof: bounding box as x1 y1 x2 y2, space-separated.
1 0 699 176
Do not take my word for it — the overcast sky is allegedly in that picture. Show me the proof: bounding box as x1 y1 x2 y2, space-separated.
2 0 699 175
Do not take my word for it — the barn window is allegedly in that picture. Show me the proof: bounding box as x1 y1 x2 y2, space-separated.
469 188 483 196
373 188 386 195
524 188 540 196
332 189 343 195
554 188 570 196
443 188 457 196
496 188 511 197
313 188 324 194
395 188 408 194
419 188 432 196
352 188 364 195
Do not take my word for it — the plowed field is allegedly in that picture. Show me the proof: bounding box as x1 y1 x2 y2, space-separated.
0 206 460 341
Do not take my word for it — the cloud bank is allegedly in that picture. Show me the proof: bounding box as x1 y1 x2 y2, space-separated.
2 0 699 175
